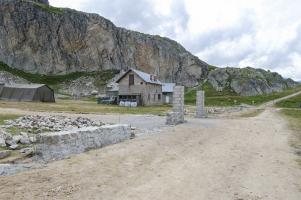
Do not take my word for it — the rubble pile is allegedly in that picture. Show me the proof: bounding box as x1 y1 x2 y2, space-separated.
4 115 103 133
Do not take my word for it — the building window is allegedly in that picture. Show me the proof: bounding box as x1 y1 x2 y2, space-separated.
148 94 150 101
158 94 161 101
153 94 156 101
140 82 143 85
129 74 134 86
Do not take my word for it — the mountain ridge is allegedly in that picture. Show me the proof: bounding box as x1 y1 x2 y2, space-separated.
0 0 298 96
0 0 209 87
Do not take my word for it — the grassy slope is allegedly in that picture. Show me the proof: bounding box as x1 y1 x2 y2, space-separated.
276 93 301 108
0 61 118 93
185 82 301 107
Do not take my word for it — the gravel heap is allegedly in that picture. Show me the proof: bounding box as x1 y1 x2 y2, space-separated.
4 115 103 133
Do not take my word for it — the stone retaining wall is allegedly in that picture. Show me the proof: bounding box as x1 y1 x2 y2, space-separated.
36 124 131 161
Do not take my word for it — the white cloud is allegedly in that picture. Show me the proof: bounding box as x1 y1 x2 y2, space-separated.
49 0 301 80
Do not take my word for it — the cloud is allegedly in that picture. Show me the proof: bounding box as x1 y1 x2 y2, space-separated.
49 0 301 80
77 0 189 38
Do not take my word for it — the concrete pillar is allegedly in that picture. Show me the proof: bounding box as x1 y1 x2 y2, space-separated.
166 86 185 125
196 90 207 118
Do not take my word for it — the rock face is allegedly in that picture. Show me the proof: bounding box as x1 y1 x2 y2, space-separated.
208 67 298 96
0 71 28 84
0 0 209 87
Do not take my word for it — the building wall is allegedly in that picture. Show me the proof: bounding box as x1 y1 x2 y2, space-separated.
118 71 162 106
142 83 162 106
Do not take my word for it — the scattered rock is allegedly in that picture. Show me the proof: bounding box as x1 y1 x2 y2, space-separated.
0 137 6 147
20 148 34 155
0 150 11 159
12 135 22 143
20 136 30 145
4 115 103 133
91 90 99 95
9 144 19 150
29 136 37 143
5 139 16 147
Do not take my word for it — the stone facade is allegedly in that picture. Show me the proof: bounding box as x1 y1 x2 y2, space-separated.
196 90 207 118
166 86 185 125
36 124 131 161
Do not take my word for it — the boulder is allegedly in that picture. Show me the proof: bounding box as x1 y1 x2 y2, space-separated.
0 150 11 159
0 137 6 147
0 131 7 147
9 144 19 150
12 135 22 144
20 136 30 145
20 148 34 155
91 90 99 95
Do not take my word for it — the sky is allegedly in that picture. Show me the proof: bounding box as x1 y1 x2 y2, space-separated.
49 0 301 80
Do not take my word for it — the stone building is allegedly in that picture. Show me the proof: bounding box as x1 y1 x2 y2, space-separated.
115 68 163 106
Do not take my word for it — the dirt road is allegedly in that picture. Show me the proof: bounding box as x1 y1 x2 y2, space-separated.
0 107 300 200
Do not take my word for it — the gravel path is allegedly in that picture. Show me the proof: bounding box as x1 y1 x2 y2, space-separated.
0 108 300 200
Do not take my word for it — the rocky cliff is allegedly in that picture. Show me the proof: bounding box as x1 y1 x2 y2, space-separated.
0 0 208 87
0 0 298 96
207 67 298 96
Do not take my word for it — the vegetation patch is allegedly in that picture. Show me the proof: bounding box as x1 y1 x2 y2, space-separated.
0 114 21 126
280 109 301 166
185 82 301 107
276 93 301 108
23 0 63 14
0 61 118 89
0 100 171 116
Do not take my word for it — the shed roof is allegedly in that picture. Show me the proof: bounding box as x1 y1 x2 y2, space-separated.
162 83 176 93
116 68 162 85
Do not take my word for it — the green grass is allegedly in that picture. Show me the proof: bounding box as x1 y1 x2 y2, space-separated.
5 127 29 135
0 100 171 116
281 109 301 166
276 93 301 108
185 82 301 107
0 61 118 88
0 114 21 126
